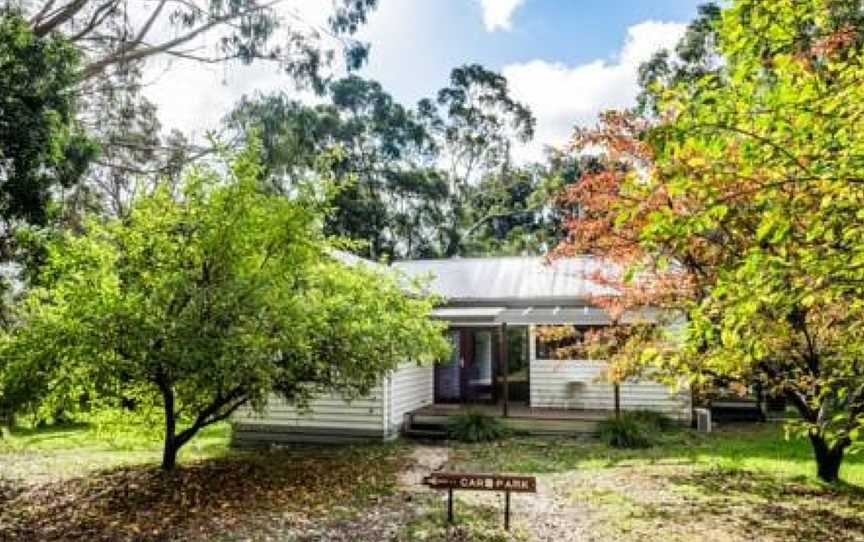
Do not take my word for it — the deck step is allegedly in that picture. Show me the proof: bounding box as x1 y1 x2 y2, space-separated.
402 412 602 439
404 428 448 439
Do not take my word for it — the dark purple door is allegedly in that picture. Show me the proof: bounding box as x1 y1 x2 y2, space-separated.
435 328 496 403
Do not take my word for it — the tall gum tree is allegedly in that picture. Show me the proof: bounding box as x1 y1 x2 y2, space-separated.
4 1 380 214
554 0 864 483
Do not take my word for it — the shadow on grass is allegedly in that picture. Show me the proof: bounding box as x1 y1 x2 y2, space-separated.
2 422 97 448
665 468 864 542
0 443 405 542
5 421 93 438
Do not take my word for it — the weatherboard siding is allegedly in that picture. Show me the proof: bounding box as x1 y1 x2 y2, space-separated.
527 325 691 420
387 363 434 434
232 362 434 445
232 386 386 446
529 359 690 419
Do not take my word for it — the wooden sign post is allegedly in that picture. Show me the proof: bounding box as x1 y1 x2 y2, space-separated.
422 473 537 530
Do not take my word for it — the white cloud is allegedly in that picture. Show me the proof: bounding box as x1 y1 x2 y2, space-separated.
139 1 344 141
478 0 526 32
503 20 687 162
140 1 450 141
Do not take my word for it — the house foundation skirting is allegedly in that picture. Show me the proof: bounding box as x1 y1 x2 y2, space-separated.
231 423 392 447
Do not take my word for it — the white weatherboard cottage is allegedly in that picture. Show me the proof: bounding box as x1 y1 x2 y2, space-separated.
232 256 691 445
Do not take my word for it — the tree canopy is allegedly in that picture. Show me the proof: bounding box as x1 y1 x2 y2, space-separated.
0 12 96 243
0 140 449 468
555 0 864 482
2 1 381 217
228 64 542 260
14 0 376 86
228 76 448 260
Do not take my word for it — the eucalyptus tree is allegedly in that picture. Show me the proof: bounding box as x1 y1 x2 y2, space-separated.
229 64 537 259
419 64 536 256
13 0 376 85
228 76 449 260
459 153 606 256
3 1 380 215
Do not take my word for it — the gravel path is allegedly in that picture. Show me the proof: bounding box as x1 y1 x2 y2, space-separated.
285 442 605 541
283 443 452 541
284 442 616 541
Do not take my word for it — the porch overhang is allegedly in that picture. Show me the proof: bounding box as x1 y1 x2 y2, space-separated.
430 306 506 326
494 306 612 326
432 305 659 326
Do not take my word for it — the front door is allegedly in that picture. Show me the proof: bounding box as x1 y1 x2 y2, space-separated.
434 328 497 403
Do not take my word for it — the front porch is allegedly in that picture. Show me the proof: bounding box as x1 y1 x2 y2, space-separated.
404 402 613 438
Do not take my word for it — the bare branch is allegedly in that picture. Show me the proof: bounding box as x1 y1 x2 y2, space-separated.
69 0 121 43
127 0 168 50
28 0 58 26
32 0 89 37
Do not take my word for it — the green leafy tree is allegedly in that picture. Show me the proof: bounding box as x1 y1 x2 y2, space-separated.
418 64 536 256
0 140 449 469
0 15 96 424
228 65 538 260
227 77 448 260
5 1 379 214
0 12 96 248
637 2 723 114
559 0 864 482
459 153 606 256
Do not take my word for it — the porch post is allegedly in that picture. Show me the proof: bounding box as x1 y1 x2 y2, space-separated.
500 322 509 418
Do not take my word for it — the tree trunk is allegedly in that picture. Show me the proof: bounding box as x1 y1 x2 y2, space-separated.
162 436 179 471
160 382 179 471
809 432 845 483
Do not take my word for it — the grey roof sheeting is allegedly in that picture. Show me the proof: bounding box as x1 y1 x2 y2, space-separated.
392 256 618 304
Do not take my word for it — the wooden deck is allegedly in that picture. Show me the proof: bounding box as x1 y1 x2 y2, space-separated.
406 403 613 437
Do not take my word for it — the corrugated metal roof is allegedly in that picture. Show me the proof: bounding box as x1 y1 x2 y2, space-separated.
392 256 618 303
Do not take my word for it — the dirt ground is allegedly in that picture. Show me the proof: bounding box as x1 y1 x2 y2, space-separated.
2 433 862 542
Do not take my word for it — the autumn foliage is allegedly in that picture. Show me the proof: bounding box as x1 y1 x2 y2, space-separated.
552 0 864 482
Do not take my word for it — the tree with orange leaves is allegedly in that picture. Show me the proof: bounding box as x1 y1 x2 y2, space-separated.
554 0 864 482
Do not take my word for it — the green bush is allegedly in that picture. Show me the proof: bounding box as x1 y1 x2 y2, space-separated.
448 410 508 442
627 409 676 431
599 414 652 449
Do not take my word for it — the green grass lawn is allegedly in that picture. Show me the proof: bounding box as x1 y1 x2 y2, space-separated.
0 416 232 481
441 423 864 542
449 422 864 485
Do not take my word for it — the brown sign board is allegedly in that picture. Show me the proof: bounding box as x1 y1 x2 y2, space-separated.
422 473 536 493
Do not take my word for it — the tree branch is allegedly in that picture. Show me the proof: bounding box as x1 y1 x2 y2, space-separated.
32 0 89 37
173 387 249 447
68 0 120 43
126 0 168 51
29 0 59 27
80 0 280 80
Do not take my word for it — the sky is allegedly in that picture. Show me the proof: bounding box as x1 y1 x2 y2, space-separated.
143 0 705 163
